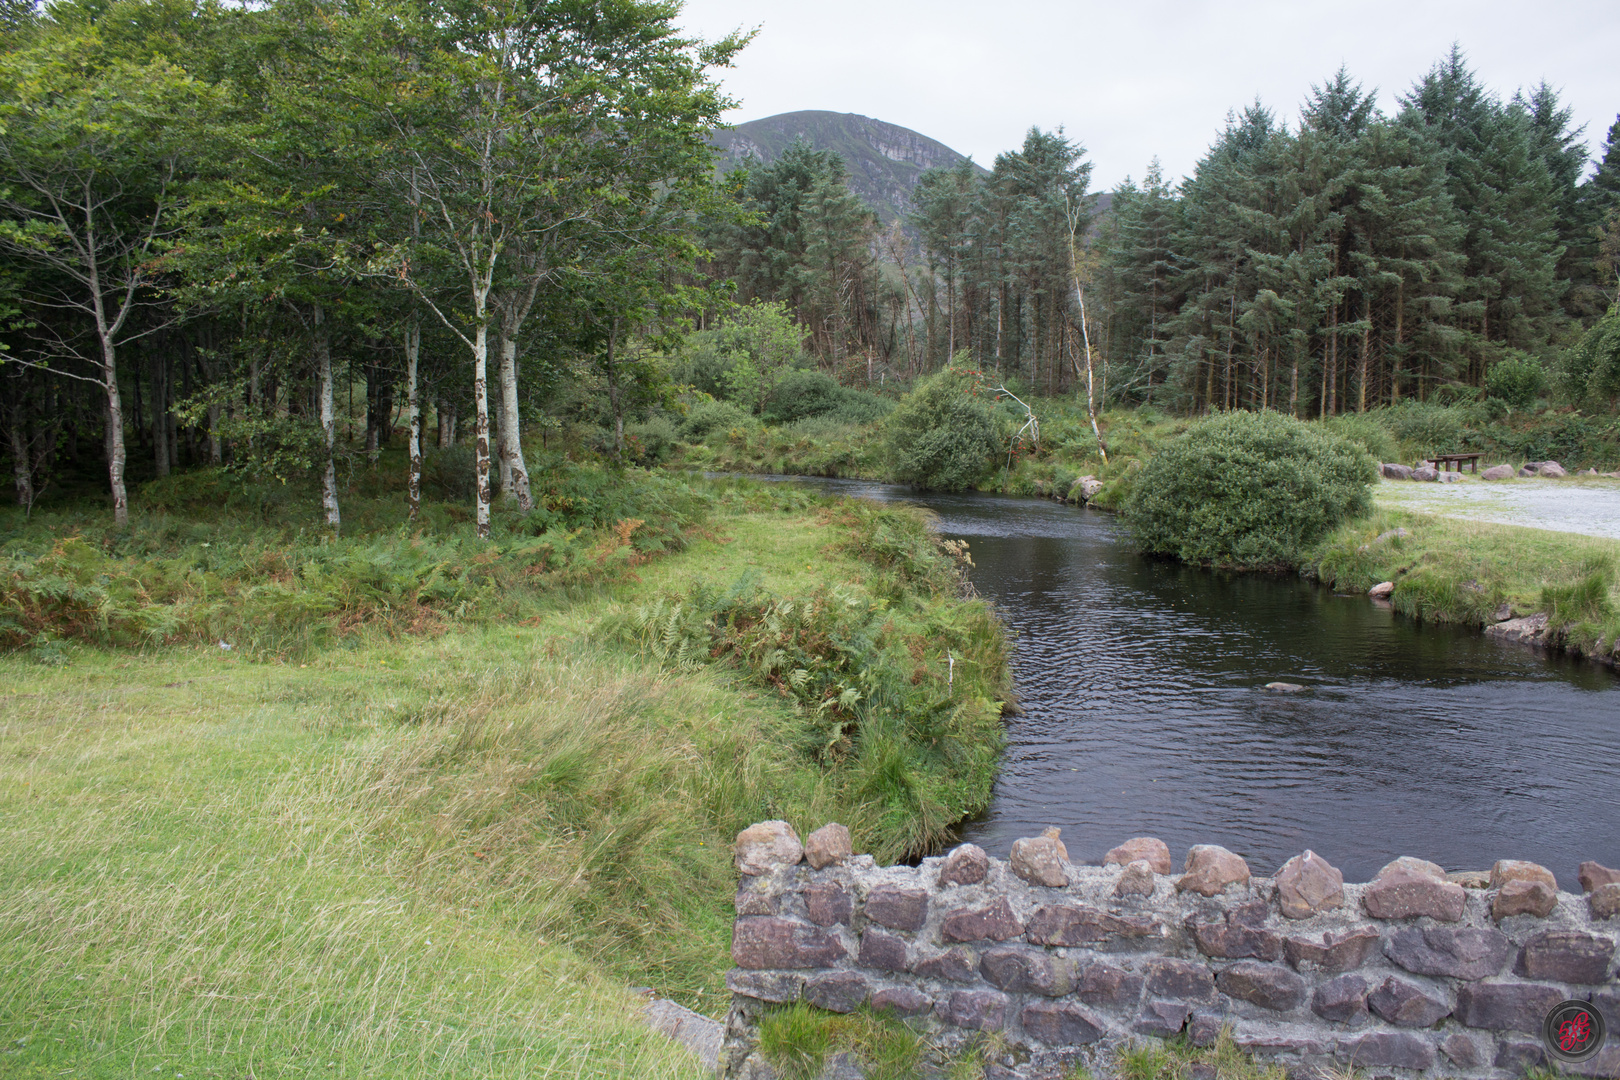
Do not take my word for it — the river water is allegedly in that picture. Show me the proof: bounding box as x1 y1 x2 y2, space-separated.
770 476 1620 886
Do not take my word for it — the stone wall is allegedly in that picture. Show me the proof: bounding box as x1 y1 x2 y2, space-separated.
720 822 1620 1079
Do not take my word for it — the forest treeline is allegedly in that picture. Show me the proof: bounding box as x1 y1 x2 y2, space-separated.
1 0 1618 530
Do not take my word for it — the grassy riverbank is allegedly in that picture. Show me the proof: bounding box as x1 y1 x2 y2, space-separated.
1311 504 1620 654
0 464 1009 1078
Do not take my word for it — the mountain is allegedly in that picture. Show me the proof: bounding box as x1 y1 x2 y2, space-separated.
709 110 986 225
709 110 1112 228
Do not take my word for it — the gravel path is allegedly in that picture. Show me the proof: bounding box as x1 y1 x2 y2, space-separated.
1375 475 1620 540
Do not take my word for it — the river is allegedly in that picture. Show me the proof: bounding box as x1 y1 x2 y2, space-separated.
771 476 1620 885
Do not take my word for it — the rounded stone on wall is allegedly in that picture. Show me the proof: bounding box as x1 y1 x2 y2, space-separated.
1275 849 1345 919
937 843 989 886
1579 860 1620 892
1489 858 1557 891
1491 879 1558 920
1104 836 1172 875
1590 883 1620 920
1114 859 1156 897
1010 828 1070 888
803 823 852 870
734 820 803 876
1177 844 1250 897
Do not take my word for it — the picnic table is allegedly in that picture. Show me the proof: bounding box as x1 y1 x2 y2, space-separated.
1429 452 1482 473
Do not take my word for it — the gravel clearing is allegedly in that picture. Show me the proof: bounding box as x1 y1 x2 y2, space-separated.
1375 475 1620 540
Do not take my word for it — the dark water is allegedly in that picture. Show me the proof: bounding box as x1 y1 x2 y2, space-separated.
767 476 1620 885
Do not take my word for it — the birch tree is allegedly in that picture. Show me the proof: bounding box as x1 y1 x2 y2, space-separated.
0 33 216 525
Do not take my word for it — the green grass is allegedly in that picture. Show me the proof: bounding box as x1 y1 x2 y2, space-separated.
1312 506 1620 648
1103 1030 1303 1080
757 1003 928 1080
0 462 1010 1078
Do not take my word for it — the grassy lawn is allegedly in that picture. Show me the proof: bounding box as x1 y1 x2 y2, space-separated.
0 475 1009 1079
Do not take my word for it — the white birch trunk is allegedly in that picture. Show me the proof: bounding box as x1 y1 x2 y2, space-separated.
314 305 340 530
406 316 421 521
498 333 532 510
473 319 491 539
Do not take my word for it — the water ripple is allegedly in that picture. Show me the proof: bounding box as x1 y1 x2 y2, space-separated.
780 477 1620 883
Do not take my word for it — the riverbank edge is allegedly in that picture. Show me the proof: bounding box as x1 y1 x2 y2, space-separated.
695 458 1620 679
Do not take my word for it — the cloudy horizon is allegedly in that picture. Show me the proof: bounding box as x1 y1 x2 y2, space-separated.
676 0 1620 191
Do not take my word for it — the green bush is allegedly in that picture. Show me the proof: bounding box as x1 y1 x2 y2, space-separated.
1321 412 1398 463
1124 410 1377 569
763 369 893 426
422 446 479 501
681 398 754 441
1378 401 1472 460
884 367 1000 492
1484 352 1548 411
625 415 681 464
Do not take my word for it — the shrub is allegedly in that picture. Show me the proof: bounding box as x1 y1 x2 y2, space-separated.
626 415 682 464
681 399 754 441
422 446 478 501
1124 410 1377 569
1379 401 1472 460
763 369 893 426
1321 412 1398 463
1484 352 1548 411
884 367 999 492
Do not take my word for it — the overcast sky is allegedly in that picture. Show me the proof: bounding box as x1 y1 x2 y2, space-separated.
675 0 1620 192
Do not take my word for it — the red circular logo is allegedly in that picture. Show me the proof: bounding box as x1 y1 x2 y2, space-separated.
1544 999 1607 1063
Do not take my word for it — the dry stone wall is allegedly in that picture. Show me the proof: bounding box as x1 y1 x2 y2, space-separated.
720 822 1620 1080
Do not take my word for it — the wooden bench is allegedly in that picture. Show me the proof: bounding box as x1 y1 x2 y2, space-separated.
1429 452 1482 473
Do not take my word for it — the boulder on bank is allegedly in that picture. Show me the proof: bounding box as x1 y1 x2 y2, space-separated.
1369 582 1395 598
1518 460 1568 478
1069 476 1104 504
1481 464 1514 480
1412 465 1439 482
1380 463 1414 480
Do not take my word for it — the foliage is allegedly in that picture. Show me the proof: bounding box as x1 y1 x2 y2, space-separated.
681 301 805 414
1484 351 1548 410
1565 303 1620 407
1125 410 1377 569
885 366 1000 491
757 1004 926 1080
762 368 892 426
606 499 1006 860
681 398 756 441
0 463 711 658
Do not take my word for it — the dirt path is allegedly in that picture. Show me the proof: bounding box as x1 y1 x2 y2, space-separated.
1375 475 1620 540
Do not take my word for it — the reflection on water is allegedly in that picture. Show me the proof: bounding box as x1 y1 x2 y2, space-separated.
765 476 1620 883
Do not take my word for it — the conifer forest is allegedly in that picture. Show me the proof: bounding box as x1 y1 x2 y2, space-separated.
1 0 1618 530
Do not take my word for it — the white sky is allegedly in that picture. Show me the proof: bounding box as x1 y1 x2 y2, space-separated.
675 0 1620 192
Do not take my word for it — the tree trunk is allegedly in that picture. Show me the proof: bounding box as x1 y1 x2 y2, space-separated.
1358 294 1371 413
101 340 128 527
314 305 340 530
473 320 491 539
9 405 32 509
406 317 421 521
152 350 170 478
496 331 532 510
1391 281 1405 405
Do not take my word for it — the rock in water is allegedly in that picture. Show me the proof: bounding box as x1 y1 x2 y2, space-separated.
1276 849 1346 919
1368 581 1395 598
734 820 804 875
1264 681 1304 692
